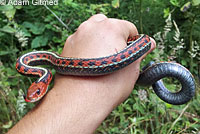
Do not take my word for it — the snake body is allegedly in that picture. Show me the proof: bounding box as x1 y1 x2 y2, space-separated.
16 34 195 104
136 61 196 105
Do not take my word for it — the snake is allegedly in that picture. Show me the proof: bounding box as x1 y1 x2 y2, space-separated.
16 34 196 104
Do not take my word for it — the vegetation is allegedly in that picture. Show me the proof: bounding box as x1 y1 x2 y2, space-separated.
0 0 200 133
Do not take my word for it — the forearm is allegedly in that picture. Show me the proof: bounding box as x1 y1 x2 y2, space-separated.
8 67 138 134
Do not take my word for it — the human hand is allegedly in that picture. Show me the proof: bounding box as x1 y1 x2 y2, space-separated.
55 14 156 106
52 14 156 132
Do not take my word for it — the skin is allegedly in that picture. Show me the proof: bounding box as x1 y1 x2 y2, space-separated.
8 14 156 134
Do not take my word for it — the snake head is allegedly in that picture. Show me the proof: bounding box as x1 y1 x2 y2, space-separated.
25 81 48 103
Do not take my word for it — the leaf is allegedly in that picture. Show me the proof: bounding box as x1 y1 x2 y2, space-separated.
181 60 187 66
180 2 191 12
0 49 18 56
31 35 48 48
163 8 170 18
192 0 200 6
0 5 13 11
170 0 180 7
2 121 12 129
165 103 172 108
15 5 22 9
63 0 73 5
5 8 16 19
30 22 45 35
23 22 45 35
21 27 31 37
64 0 79 8
22 21 34 28
133 103 145 114
112 0 120 8
0 25 16 33
193 118 200 122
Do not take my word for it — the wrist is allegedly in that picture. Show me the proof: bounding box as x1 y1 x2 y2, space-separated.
45 67 137 133
46 75 118 133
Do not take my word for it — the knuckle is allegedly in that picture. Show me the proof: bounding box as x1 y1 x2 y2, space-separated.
76 21 90 31
90 14 107 20
66 34 73 44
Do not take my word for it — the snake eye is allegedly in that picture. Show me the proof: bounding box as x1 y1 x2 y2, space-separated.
36 89 40 95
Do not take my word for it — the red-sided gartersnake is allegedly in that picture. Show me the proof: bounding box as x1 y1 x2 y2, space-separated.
16 34 195 104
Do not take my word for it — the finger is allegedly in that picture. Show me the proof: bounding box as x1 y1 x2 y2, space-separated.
118 20 138 40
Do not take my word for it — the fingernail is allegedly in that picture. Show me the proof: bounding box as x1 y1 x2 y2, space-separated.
150 37 156 50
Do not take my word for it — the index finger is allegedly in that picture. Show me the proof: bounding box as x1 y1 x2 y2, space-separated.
106 19 138 40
